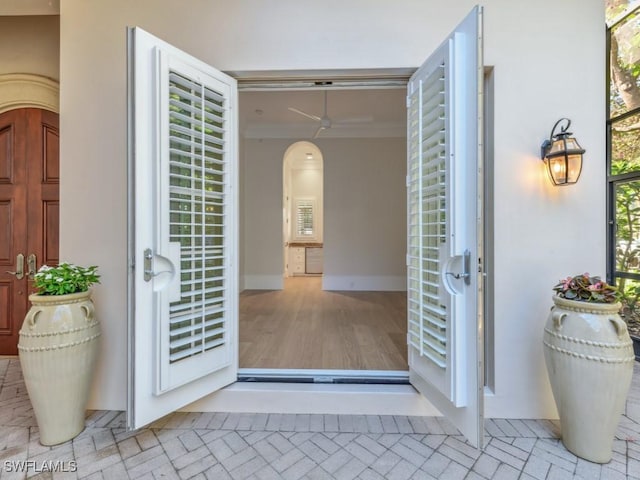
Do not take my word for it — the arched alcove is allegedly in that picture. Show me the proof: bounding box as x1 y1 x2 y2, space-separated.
282 141 324 277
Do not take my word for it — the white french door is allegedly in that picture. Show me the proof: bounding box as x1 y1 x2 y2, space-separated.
407 6 484 448
126 8 482 441
127 27 238 429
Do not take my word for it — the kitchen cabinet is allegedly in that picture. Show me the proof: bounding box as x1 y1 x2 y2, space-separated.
305 247 323 274
288 244 323 276
289 247 306 275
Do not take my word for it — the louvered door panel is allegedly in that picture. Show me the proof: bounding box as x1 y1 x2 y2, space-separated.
167 72 227 364
407 63 449 370
157 59 233 393
129 27 238 429
406 6 483 448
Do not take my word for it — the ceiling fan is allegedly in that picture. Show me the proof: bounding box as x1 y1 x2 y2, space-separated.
287 91 371 139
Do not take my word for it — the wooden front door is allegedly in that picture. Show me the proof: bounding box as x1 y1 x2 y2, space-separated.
0 108 59 355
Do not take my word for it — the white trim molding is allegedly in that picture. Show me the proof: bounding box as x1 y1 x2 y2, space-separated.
0 73 59 114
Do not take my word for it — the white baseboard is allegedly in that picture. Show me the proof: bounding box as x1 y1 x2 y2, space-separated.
243 275 284 290
182 382 440 416
322 275 407 291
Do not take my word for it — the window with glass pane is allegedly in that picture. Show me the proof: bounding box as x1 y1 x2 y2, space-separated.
607 1 640 338
615 180 640 275
295 200 315 238
611 113 640 175
609 9 640 120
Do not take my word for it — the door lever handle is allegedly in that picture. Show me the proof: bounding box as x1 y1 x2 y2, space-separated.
6 253 25 280
143 248 176 281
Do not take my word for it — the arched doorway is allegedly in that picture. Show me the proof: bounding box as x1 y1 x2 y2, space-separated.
0 75 59 355
282 141 323 278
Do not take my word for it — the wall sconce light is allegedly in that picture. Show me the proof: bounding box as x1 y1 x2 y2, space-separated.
540 118 585 186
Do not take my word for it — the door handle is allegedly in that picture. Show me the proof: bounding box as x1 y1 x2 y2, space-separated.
444 249 471 285
143 245 181 302
27 254 37 279
143 247 178 281
6 253 25 279
143 248 155 281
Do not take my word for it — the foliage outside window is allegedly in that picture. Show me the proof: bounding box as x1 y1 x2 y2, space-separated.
295 199 315 239
607 0 640 336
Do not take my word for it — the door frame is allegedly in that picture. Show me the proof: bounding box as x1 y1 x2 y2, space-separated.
237 74 410 381
128 32 490 428
235 70 491 383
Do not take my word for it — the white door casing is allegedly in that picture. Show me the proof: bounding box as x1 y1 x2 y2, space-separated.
128 27 238 429
407 6 484 448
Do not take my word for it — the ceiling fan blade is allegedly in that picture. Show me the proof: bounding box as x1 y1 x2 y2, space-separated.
312 125 324 139
288 107 321 122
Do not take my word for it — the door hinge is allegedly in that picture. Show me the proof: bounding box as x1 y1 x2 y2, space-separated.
406 95 411 109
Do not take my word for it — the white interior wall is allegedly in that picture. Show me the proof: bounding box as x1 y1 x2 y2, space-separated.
243 139 285 290
244 137 404 291
57 0 605 418
239 135 246 291
322 137 406 291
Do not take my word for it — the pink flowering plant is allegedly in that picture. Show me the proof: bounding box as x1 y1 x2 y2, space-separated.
33 263 100 295
553 273 620 304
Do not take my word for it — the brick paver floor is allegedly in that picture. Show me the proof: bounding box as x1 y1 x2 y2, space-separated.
1 358 639 479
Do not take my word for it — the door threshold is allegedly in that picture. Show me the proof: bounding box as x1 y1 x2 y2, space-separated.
238 368 410 384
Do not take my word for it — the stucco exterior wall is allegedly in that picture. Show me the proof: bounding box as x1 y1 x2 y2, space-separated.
0 15 59 80
57 0 605 418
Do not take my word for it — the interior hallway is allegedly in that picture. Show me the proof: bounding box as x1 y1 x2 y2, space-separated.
239 277 407 370
1 358 640 479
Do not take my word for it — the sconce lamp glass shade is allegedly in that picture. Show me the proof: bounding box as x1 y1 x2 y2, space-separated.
541 118 585 186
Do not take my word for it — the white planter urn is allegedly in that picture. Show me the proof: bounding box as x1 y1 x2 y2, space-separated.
18 291 100 445
543 296 634 463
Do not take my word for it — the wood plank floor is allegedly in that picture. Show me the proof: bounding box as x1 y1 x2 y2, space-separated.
239 277 408 370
